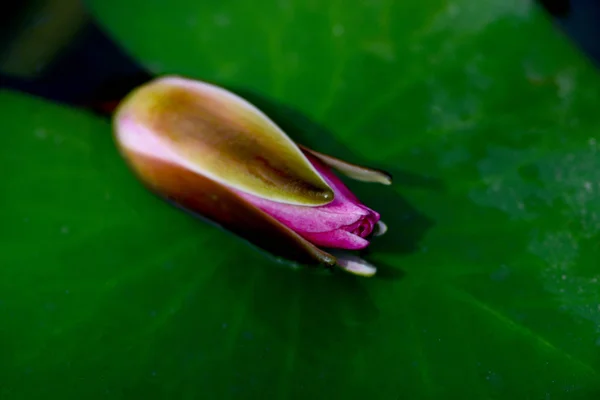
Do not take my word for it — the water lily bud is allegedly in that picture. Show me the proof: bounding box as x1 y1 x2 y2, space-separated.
235 151 381 250
113 76 391 276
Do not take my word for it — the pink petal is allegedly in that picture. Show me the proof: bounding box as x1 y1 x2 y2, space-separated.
304 229 370 250
233 150 381 250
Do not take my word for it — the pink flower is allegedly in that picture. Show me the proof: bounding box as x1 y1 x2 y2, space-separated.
113 76 391 276
235 151 382 250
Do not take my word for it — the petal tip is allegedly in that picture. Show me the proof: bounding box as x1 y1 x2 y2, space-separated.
329 251 377 277
339 260 377 277
371 170 392 185
373 221 388 237
312 187 335 204
380 172 393 185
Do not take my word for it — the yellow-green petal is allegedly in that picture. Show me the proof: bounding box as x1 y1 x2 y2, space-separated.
114 75 334 206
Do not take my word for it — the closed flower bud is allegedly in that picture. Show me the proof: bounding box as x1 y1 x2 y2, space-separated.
113 76 391 276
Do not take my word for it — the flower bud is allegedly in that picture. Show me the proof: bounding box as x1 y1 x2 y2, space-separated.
114 76 391 276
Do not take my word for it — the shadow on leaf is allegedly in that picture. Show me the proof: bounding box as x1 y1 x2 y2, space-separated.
232 87 439 274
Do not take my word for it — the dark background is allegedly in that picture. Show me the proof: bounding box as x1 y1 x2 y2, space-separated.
0 0 598 108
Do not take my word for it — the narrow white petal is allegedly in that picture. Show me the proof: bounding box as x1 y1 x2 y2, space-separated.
331 251 377 277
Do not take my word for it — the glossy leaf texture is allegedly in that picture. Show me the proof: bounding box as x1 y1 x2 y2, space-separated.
1 0 600 398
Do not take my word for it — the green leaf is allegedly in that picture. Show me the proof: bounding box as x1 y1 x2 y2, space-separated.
2 0 600 397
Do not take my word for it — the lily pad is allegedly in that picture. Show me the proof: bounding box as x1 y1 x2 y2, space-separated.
1 0 600 398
